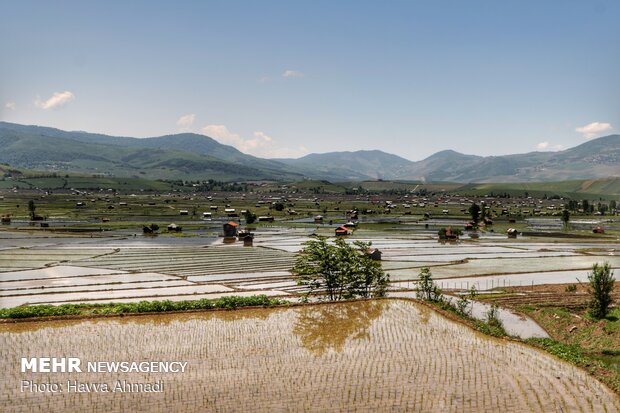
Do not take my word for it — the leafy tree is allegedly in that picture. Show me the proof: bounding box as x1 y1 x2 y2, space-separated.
416 267 443 302
587 262 615 319
566 200 577 211
28 200 36 220
468 202 481 225
610 200 617 212
244 209 257 224
274 202 285 212
582 199 590 212
438 227 462 239
292 236 388 301
561 209 570 229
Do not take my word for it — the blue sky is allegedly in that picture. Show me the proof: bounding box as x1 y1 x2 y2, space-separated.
1 1 618 160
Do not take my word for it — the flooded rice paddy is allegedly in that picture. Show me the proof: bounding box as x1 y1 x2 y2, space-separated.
0 228 617 307
1 299 617 412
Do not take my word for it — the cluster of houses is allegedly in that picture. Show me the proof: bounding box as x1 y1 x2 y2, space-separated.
222 221 254 246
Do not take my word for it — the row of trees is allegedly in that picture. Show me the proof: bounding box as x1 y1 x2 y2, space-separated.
565 199 617 214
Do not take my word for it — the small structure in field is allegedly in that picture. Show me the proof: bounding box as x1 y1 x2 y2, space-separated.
484 217 493 225
368 248 382 261
179 210 189 216
238 230 254 246
507 228 518 238
202 212 212 219
592 226 605 234
1 215 10 224
314 215 324 224
343 221 357 228
335 226 353 236
167 223 182 232
258 216 275 222
223 221 239 237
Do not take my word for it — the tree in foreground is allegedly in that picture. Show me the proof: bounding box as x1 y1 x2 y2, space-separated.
292 236 388 301
587 262 615 319
416 267 443 302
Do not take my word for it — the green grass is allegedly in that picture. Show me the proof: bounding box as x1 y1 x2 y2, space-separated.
0 295 289 319
520 305 620 393
526 338 587 364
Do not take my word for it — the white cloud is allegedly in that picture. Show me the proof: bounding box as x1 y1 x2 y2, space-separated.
201 124 308 158
34 91 75 110
5 102 16 110
202 124 240 145
176 114 195 131
536 141 564 151
575 121 612 139
253 131 273 145
258 76 270 84
282 70 304 78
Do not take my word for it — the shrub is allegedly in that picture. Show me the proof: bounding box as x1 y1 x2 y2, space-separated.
485 304 503 329
587 262 615 319
455 286 477 316
416 267 443 302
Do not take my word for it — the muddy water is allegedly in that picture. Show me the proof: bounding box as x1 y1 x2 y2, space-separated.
1 299 617 412
388 292 549 339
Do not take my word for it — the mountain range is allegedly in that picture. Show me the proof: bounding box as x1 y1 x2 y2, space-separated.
0 121 617 183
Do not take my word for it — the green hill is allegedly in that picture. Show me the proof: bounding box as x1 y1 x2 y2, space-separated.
0 122 617 183
0 122 303 181
277 150 414 180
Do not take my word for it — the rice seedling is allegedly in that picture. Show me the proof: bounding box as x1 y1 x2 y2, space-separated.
1 299 617 412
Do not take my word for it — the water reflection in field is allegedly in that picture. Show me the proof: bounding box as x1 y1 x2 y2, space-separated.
2 299 618 412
